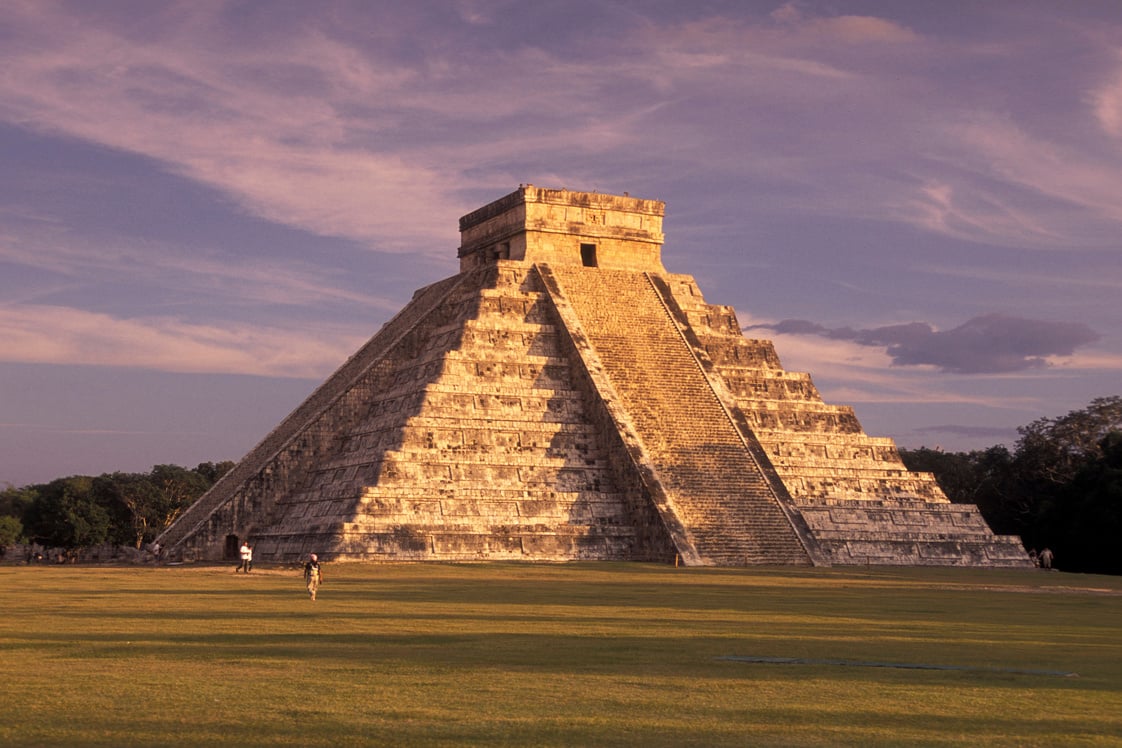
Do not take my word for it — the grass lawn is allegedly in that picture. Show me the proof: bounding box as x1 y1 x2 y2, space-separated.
1 562 1119 746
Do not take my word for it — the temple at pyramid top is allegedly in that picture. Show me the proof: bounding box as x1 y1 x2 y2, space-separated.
158 185 1032 568
458 185 666 272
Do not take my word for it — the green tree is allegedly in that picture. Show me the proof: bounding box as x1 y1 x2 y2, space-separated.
91 466 212 548
14 463 226 550
1013 397 1122 558
93 473 157 548
149 464 210 533
1038 431 1122 574
22 476 113 547
0 485 37 519
0 514 23 548
1014 396 1122 488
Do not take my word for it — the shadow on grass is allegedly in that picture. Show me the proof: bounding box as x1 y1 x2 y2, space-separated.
5 627 1092 690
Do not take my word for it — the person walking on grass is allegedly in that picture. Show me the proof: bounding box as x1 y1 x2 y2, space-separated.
304 553 323 600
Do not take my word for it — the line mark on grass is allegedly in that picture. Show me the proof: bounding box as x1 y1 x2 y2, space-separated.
718 656 1077 677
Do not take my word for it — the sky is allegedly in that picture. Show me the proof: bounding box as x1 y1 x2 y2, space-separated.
2 0 1120 487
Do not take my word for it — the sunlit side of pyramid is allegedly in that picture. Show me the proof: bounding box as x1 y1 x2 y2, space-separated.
158 186 1031 567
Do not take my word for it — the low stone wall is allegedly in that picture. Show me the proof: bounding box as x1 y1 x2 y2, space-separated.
1 543 158 564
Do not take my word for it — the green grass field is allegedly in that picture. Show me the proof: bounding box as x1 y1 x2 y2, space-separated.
1 563 1120 747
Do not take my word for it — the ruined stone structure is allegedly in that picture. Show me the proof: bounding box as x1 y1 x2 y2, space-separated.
158 186 1031 567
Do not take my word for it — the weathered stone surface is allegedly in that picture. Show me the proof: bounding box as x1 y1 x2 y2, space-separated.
159 185 1031 568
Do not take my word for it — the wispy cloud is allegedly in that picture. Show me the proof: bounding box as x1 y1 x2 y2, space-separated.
3 1 1121 258
911 114 1122 245
769 3 919 45
0 2 460 250
9 237 397 311
912 260 1122 292
1093 54 1122 137
0 304 361 377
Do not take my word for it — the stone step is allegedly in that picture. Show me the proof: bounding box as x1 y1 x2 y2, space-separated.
546 264 810 566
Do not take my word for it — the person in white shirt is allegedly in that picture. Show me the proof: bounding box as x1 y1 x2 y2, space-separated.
237 541 253 573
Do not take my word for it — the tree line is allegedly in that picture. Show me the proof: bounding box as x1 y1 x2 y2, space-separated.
0 462 234 554
899 396 1122 576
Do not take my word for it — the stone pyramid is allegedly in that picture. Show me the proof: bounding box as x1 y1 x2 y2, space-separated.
159 186 1031 567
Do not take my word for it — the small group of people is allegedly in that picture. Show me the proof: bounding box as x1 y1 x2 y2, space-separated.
1028 547 1054 569
233 541 323 599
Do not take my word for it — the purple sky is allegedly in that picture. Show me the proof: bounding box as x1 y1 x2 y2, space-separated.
2 1 1120 487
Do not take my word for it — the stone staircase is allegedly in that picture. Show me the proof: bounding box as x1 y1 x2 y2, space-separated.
540 264 811 566
656 273 1032 567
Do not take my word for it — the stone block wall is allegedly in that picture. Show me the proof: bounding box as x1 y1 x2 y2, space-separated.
459 185 665 272
796 499 1032 566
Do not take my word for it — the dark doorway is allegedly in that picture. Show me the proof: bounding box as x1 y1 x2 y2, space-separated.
580 243 597 267
491 242 510 261
225 535 240 561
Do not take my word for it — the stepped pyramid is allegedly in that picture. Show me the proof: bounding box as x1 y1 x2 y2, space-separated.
159 186 1031 567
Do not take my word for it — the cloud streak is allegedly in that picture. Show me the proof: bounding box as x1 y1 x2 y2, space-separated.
0 2 460 251
0 304 360 378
